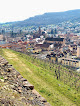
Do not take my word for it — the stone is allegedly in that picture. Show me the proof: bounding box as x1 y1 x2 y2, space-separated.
4 77 8 80
10 85 15 88
21 78 27 81
0 71 5 75
17 75 23 79
18 86 22 90
7 64 12 67
7 75 12 77
14 84 18 87
0 63 4 67
21 98 26 102
29 97 34 100
0 79 4 82
1 98 5 104
12 96 15 99
23 81 28 85
32 89 41 97
40 97 47 102
23 82 34 90
16 73 21 78
12 75 17 79
7 68 13 72
18 90 22 93
0 56 51 106
2 61 9 65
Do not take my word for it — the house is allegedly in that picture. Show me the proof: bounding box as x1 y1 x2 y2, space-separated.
35 43 54 51
0 44 11 48
60 45 69 52
45 37 65 48
45 37 64 43
32 47 42 53
0 35 3 41
60 58 80 69
46 51 64 63
69 44 77 51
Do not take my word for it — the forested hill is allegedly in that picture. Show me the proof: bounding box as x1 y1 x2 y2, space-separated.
9 9 80 27
23 9 80 25
1 9 80 27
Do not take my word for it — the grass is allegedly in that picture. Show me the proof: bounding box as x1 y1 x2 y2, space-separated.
0 48 80 106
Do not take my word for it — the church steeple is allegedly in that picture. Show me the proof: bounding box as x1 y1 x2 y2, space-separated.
38 27 41 36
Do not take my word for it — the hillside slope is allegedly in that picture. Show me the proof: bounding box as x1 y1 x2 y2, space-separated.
0 48 80 106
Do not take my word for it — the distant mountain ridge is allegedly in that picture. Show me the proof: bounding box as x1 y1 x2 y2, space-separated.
23 9 80 26
2 9 80 27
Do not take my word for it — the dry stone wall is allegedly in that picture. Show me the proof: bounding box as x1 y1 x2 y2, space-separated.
0 56 50 106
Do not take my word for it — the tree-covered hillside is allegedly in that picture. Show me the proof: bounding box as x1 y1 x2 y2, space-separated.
1 9 80 27
23 9 80 26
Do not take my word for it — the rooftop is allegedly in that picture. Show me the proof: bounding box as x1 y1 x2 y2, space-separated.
45 37 64 41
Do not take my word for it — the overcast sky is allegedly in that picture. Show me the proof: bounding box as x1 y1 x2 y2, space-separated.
0 0 80 23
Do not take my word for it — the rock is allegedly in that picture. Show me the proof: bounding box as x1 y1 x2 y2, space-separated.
0 63 4 67
7 75 12 77
7 67 13 72
0 71 5 75
12 96 15 99
23 83 34 90
18 90 22 93
16 73 21 78
10 85 15 89
21 98 26 102
14 84 18 87
0 56 51 106
2 61 9 66
18 86 22 90
40 97 47 102
29 97 34 100
23 81 28 85
7 64 12 67
32 89 41 97
1 98 5 104
12 75 17 79
23 82 34 90
17 75 23 79
0 79 4 82
4 77 8 80
21 78 27 81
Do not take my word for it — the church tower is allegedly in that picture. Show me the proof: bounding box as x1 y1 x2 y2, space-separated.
38 27 41 37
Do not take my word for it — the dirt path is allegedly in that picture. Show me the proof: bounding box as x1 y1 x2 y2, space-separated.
3 50 32 74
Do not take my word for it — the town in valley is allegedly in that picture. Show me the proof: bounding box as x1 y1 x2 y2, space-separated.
0 21 80 72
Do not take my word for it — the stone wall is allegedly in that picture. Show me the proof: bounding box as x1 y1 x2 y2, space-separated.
0 56 50 106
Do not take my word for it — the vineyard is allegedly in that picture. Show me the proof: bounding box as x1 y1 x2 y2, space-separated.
0 48 80 106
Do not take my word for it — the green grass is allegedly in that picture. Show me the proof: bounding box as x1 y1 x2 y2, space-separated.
0 48 80 106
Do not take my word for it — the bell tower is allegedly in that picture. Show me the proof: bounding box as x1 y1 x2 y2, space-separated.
38 27 41 36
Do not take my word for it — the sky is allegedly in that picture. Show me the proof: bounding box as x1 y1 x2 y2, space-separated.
0 0 80 23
